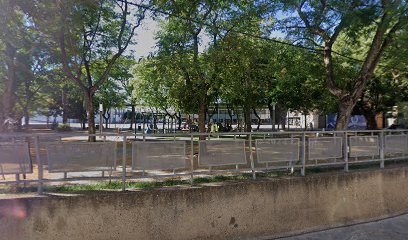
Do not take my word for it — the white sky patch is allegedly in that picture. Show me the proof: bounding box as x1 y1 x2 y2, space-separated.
128 14 287 58
128 16 158 58
129 16 212 58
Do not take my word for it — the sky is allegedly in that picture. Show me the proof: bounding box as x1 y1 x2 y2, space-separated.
128 12 288 59
129 16 158 59
129 15 211 59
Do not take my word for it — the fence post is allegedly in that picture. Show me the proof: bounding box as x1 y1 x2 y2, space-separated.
34 136 43 194
190 134 194 185
343 131 349 172
380 131 385 169
121 135 127 192
249 133 256 180
15 174 20 190
301 133 306 176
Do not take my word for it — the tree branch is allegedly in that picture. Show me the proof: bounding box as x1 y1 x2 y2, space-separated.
59 29 87 91
93 0 145 92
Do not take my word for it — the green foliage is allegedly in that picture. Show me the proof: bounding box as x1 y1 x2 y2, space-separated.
133 57 182 112
0 1 58 127
276 0 408 129
1 0 407 131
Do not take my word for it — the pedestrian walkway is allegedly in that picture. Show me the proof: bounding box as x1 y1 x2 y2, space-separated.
279 213 408 240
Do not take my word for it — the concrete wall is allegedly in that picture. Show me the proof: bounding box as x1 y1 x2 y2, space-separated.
2 167 408 240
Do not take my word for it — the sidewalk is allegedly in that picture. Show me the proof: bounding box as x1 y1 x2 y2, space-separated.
279 213 408 240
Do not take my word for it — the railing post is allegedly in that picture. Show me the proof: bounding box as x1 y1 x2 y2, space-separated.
34 136 43 194
121 135 127 192
15 174 20 190
249 133 256 180
380 131 385 169
190 134 194 185
11 137 20 189
301 133 306 176
344 131 349 172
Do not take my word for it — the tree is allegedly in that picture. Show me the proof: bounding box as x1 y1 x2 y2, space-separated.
32 0 146 139
0 40 5 107
218 34 271 132
14 31 55 127
152 1 214 136
0 1 23 130
280 0 408 129
0 0 58 130
62 83 88 129
151 0 270 136
133 57 183 127
115 56 138 130
94 80 126 129
357 22 408 129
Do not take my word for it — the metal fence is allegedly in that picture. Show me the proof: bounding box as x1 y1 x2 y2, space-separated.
0 129 407 193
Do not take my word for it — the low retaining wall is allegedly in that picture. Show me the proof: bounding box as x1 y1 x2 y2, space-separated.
2 167 408 240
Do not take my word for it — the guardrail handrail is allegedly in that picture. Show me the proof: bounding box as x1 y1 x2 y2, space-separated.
0 129 407 194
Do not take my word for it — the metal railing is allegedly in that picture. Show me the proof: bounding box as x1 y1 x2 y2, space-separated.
0 129 407 194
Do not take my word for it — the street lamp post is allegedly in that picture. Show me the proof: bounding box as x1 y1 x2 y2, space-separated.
142 109 146 133
99 103 103 134
134 109 137 134
272 102 276 131
216 98 221 123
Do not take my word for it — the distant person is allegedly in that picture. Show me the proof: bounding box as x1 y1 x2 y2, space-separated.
145 125 152 134
388 120 400 129
210 122 217 133
3 117 17 131
217 122 222 132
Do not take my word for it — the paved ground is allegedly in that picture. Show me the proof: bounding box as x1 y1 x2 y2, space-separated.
279 213 408 240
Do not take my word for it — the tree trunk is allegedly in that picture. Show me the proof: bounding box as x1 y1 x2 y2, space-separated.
321 11 400 131
279 108 286 130
24 108 29 128
365 112 377 130
236 111 241 131
267 103 274 131
253 108 261 131
359 98 378 130
85 92 96 142
335 99 355 130
244 106 252 132
61 88 68 124
129 105 135 130
23 81 31 129
227 105 233 123
198 96 207 140
175 112 182 130
1 43 17 131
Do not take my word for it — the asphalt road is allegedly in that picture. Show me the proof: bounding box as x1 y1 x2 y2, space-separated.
278 213 408 240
